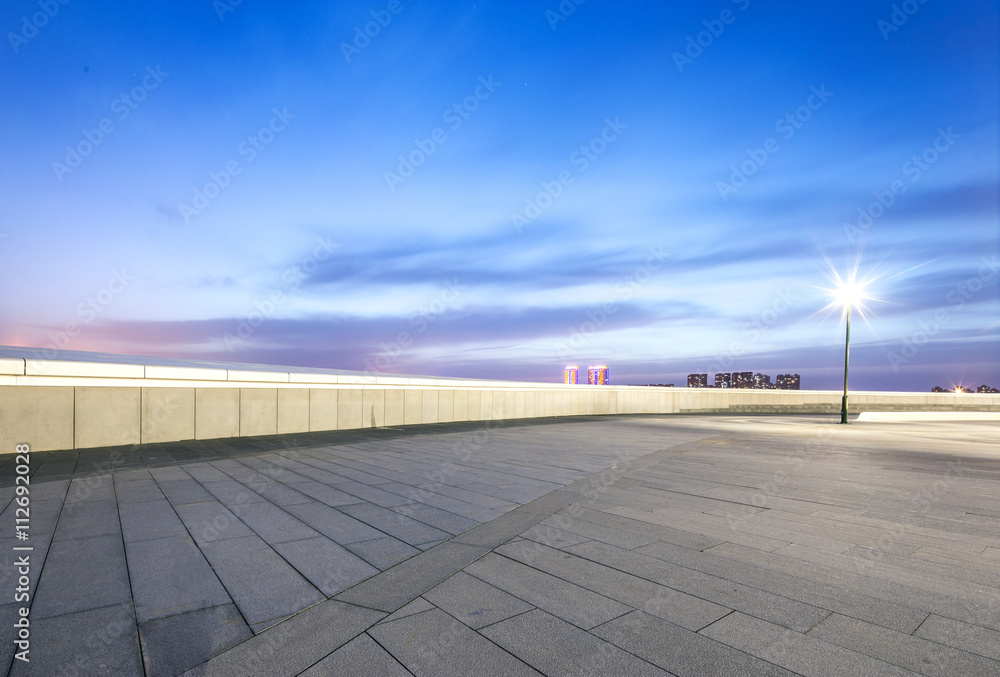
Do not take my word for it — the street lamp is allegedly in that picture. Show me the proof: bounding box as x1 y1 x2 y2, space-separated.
834 281 866 424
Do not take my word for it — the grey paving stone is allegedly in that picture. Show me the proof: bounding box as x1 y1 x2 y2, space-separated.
52 498 121 541
156 479 215 505
370 608 541 676
809 612 1000 676
334 480 417 507
31 534 132 620
632 539 926 634
338 502 452 546
119 497 189 543
2 497 63 537
125 534 231 623
390 501 480 535
554 506 693 549
199 535 325 627
498 539 731 631
451 508 548 549
182 463 231 483
915 614 1000 662
150 466 191 481
139 603 252 676
183 600 385 677
464 553 632 630
519 521 592 549
115 478 165 503
284 500 386 544
699 611 918 676
377 596 436 625
567 539 831 632
344 536 421 570
289 480 363 506
481 608 668 676
175 501 255 545
252 480 314 506
594 610 796 677
22 478 70 501
66 475 116 502
8 602 142 677
336 542 490 612
300 632 412 677
271 535 379 595
423 571 535 630
202 478 268 506
230 501 321 544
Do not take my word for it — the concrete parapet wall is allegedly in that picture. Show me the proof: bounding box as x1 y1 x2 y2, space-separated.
1 355 998 452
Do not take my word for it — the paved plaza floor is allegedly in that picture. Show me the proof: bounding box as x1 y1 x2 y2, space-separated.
1 414 998 676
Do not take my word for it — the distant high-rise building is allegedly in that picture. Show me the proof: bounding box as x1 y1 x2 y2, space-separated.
752 373 772 389
776 374 800 390
731 371 753 388
564 366 579 385
715 372 731 388
977 384 999 393
588 365 609 385
687 373 708 388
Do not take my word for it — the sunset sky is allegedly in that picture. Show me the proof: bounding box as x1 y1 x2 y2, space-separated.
2 0 997 390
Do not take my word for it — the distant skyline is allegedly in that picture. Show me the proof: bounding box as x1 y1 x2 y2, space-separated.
2 1 997 391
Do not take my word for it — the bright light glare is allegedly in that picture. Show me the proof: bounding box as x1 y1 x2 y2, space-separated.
834 279 868 307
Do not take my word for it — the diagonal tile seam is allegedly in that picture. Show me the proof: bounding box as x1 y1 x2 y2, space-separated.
180 439 709 676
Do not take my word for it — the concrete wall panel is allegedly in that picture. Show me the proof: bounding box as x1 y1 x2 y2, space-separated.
277 388 310 434
422 390 439 424
338 389 363 430
362 389 385 428
404 389 423 425
453 390 469 422
385 389 405 427
492 391 505 420
480 390 493 420
309 389 338 431
76 387 140 449
438 390 455 423
196 388 239 439
0 386 74 452
467 390 482 422
142 387 195 444
240 388 277 437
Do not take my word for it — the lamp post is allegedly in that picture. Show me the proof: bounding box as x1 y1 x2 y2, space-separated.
832 278 866 425
841 301 851 424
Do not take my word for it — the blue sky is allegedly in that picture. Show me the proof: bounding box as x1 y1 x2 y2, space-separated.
1 0 997 390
